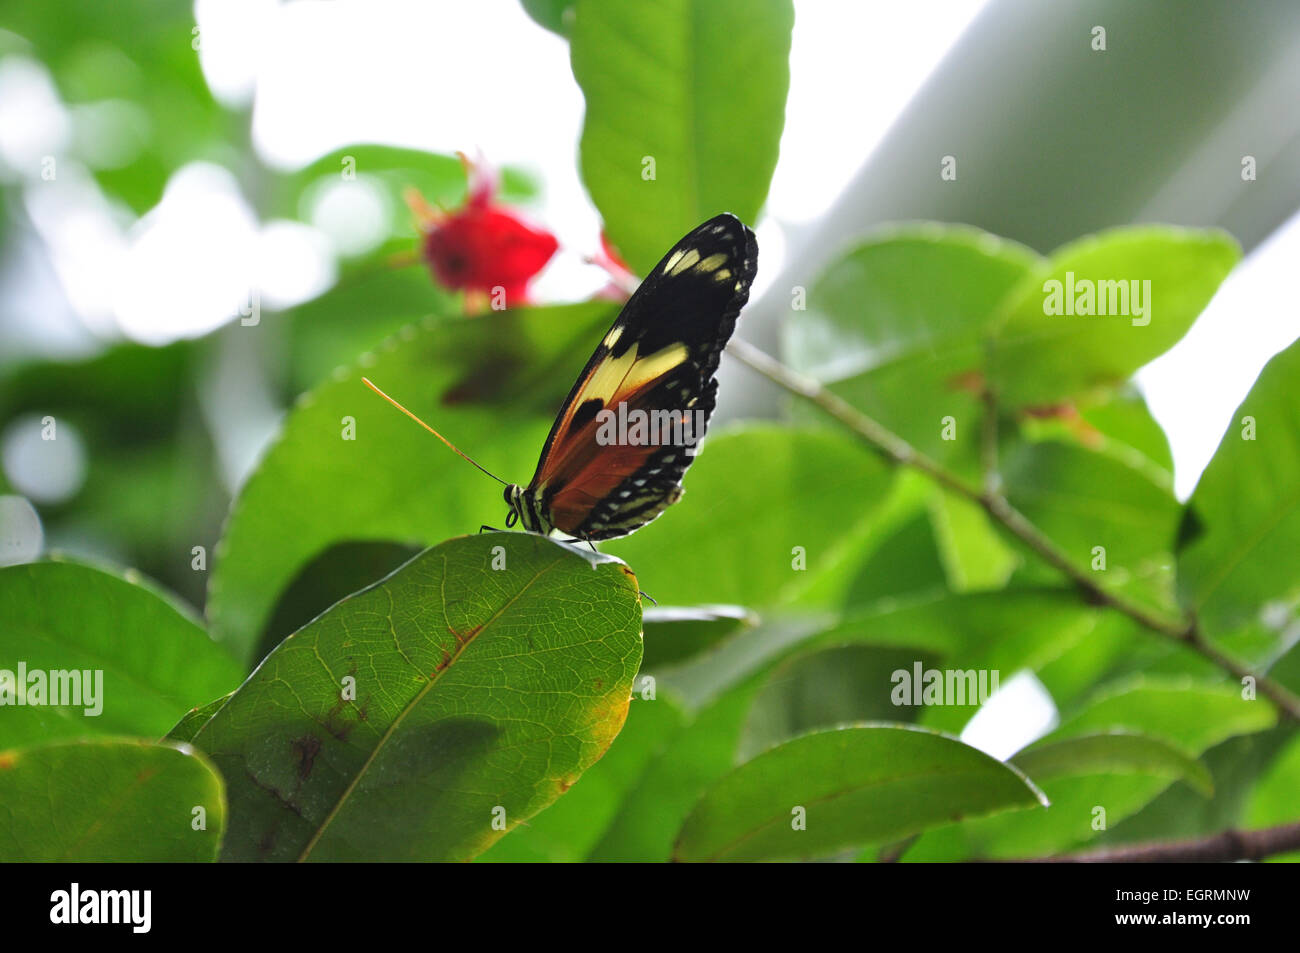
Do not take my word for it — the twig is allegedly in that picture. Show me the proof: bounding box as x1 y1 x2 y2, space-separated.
725 338 1300 722
1002 821 1300 863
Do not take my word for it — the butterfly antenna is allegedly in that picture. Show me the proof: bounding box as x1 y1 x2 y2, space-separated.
361 377 509 486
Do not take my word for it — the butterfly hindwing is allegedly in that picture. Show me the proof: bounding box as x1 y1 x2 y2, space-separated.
526 213 757 540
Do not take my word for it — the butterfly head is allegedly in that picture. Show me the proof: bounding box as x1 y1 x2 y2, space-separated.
504 483 551 535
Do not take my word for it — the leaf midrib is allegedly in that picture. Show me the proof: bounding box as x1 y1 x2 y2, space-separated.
296 550 565 862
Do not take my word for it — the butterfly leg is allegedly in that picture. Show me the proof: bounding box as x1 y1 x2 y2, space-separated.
479 524 503 534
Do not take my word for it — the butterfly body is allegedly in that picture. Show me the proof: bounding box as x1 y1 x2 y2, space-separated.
505 213 757 541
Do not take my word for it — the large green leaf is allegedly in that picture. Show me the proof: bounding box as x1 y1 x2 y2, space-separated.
784 226 1039 468
1011 730 1213 796
640 605 755 669
738 643 936 760
281 264 453 396
570 0 793 273
990 228 1240 407
603 424 893 609
0 737 225 861
1178 338 1300 635
673 724 1046 862
905 679 1276 860
586 675 761 861
254 540 422 666
1002 439 1180 609
1246 731 1300 862
194 533 643 862
0 559 243 747
477 695 685 862
166 692 233 745
656 588 1096 722
207 302 616 663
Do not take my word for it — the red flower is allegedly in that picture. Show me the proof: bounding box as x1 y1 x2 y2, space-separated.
409 154 558 310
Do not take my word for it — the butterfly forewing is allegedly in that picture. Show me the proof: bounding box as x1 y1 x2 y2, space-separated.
526 213 757 540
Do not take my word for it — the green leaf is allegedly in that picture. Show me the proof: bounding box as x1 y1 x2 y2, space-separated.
281 265 453 396
641 605 756 669
1002 440 1179 609
1052 679 1276 747
658 589 1095 721
928 489 1019 592
673 724 1046 862
785 225 1040 469
1100 727 1295 846
990 227 1240 407
520 0 577 36
586 676 761 861
1018 386 1174 484
1011 730 1213 796
194 533 643 862
0 738 225 861
0 559 244 747
477 695 685 862
739 644 937 760
603 424 893 609
570 0 793 273
208 302 616 664
905 679 1276 860
254 540 422 666
1246 731 1300 861
1178 339 1300 635
165 692 233 745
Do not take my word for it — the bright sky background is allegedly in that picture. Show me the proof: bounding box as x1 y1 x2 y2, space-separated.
5 0 1300 751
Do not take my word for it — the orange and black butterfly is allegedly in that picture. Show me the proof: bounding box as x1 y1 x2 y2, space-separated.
365 213 757 542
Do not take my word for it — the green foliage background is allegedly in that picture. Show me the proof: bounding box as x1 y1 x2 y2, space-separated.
1 0 1297 863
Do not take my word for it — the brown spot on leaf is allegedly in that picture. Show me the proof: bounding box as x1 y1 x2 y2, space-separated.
447 623 483 646
292 734 322 780
946 369 985 395
0 752 16 770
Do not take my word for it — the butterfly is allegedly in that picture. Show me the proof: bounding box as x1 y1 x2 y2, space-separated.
364 213 757 542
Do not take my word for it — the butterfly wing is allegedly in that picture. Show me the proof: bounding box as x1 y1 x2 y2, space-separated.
526 213 757 540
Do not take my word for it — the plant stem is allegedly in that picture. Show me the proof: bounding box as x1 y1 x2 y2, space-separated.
725 338 1300 722
1002 820 1300 863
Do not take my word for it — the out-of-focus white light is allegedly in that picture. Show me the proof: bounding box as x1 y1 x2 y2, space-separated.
23 165 130 337
0 495 43 566
1139 207 1300 500
0 56 70 178
1 415 87 505
307 176 391 258
254 219 336 310
959 670 1058 761
194 0 280 108
113 162 260 344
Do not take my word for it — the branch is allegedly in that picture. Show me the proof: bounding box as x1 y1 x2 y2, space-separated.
725 338 1300 722
1003 821 1300 863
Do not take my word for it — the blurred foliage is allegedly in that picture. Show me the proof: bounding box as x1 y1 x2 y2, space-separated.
0 0 1296 865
